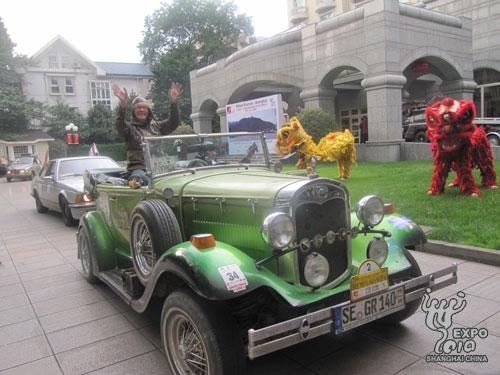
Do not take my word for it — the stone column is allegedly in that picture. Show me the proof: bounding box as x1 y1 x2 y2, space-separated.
299 87 337 115
361 74 407 142
190 112 214 133
440 79 477 101
216 107 228 133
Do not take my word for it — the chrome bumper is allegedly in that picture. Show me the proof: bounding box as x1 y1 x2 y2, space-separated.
247 263 457 359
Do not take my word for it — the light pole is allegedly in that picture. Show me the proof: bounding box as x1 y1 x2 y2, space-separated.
65 123 79 155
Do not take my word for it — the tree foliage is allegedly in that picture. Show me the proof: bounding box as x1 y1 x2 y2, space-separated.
43 101 88 141
140 0 253 123
87 103 118 144
0 18 32 133
296 108 340 143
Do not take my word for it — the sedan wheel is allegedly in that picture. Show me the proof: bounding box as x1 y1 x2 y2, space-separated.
488 134 499 146
130 200 182 285
34 191 48 213
59 196 75 227
161 289 245 375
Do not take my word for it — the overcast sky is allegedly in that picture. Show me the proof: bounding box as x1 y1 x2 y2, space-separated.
1 0 289 63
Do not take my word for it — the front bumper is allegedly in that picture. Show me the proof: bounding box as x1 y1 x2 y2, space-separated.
247 263 457 359
69 202 96 219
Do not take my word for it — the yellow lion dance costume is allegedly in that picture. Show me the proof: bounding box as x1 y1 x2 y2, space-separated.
276 117 357 179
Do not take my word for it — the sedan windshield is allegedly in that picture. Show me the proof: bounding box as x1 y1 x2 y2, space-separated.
12 157 33 165
144 132 271 177
58 158 121 177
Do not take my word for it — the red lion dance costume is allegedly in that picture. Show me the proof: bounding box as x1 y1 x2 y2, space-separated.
425 97 497 196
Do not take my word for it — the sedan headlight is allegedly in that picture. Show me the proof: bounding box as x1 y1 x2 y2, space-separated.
367 237 389 265
261 212 294 249
304 253 329 288
356 195 384 227
74 193 93 204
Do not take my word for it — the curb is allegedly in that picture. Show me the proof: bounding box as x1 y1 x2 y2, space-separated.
417 240 500 267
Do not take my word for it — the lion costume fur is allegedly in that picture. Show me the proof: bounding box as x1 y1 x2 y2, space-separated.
425 97 497 196
275 117 357 179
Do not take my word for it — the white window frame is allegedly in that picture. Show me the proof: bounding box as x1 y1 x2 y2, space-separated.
89 80 112 109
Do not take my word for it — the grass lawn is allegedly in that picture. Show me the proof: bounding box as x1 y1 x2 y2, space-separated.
303 159 500 250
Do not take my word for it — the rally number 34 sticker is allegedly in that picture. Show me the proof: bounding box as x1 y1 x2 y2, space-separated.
218 264 248 292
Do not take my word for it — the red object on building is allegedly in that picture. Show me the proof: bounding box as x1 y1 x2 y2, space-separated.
66 134 79 144
412 61 430 73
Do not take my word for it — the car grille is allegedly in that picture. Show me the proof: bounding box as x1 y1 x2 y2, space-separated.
286 179 350 287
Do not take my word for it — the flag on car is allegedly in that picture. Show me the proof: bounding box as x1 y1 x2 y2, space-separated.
89 143 99 156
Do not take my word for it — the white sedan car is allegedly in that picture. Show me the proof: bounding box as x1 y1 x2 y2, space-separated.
31 156 124 226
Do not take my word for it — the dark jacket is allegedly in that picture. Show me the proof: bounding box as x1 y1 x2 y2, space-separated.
116 103 179 171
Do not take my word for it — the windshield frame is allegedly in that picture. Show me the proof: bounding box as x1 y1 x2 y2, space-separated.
142 132 271 183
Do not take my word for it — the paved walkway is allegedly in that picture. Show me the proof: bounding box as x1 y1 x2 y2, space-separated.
0 180 499 374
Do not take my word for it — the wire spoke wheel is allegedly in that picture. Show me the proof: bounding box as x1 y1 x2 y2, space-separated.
132 218 156 276
167 309 209 374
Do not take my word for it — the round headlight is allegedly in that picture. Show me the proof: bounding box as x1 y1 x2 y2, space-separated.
304 253 330 288
356 195 384 227
261 212 294 249
367 237 389 265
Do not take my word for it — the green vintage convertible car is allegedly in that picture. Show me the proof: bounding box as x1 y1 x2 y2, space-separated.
78 131 457 374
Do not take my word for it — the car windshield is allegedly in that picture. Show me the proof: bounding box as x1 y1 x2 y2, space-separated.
12 157 33 165
144 132 270 177
58 158 121 178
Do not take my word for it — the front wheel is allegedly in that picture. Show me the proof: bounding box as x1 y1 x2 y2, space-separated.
59 196 76 226
380 249 423 324
414 131 429 143
77 224 98 284
161 288 245 375
130 200 182 285
488 134 499 146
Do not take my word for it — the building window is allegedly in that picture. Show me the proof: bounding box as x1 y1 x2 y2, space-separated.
65 78 74 94
61 55 71 69
13 145 29 158
50 78 60 94
90 81 111 108
48 55 58 69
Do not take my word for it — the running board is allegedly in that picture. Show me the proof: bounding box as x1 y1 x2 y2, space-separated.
97 268 144 304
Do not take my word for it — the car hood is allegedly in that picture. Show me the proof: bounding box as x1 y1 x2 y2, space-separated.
56 176 84 192
9 163 32 170
154 167 307 202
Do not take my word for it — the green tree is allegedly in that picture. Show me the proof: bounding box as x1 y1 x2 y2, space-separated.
43 101 88 141
0 18 31 133
87 103 117 144
140 0 253 123
296 108 339 143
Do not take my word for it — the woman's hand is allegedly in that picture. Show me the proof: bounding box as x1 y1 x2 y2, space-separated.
112 84 128 108
168 82 183 103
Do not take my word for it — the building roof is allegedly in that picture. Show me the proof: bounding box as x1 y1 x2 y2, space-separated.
95 62 153 77
0 130 54 143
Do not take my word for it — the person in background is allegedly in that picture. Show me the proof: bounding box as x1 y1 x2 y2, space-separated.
360 116 368 144
112 82 183 186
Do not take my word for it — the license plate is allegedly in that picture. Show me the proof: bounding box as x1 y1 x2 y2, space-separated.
334 286 405 333
350 267 389 302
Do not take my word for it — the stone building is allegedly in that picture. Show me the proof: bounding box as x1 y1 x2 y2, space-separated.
189 0 500 161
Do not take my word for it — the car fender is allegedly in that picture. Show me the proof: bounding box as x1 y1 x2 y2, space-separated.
350 212 426 270
130 240 317 313
78 211 116 271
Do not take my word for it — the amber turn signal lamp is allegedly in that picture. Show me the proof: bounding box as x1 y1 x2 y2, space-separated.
191 234 216 249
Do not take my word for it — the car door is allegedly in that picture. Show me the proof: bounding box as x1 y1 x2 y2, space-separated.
37 161 60 211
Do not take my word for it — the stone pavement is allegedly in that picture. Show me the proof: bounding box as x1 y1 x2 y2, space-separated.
0 180 499 375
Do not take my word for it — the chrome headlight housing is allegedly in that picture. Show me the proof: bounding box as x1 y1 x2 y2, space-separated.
367 237 389 265
304 253 330 288
261 212 294 249
356 195 384 227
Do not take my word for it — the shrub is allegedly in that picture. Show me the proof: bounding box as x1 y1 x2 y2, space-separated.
296 108 339 143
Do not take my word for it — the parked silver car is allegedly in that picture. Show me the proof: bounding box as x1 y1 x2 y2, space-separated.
6 155 41 182
31 156 124 226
